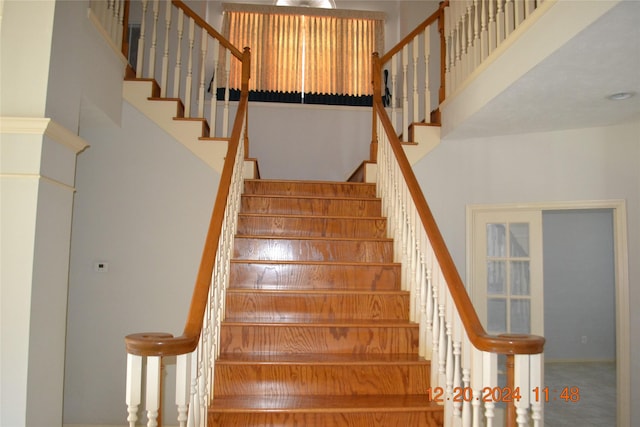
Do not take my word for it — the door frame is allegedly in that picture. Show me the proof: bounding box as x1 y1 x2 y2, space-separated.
466 200 630 427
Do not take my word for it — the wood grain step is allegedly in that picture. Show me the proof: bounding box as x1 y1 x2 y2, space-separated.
237 214 388 238
229 261 401 291
244 179 377 198
219 322 419 355
213 353 431 396
209 395 443 427
241 194 382 217
233 236 394 263
225 289 410 322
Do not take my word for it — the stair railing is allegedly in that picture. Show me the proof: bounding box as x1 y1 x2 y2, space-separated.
445 0 547 97
127 0 242 139
123 42 250 427
371 1 448 151
373 49 544 426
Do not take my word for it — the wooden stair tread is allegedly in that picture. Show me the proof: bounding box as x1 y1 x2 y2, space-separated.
242 194 380 201
211 395 442 412
230 259 400 267
239 213 386 220
235 234 392 242
226 289 407 295
222 320 417 327
216 353 428 365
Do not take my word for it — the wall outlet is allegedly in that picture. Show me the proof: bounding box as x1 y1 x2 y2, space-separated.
581 335 588 344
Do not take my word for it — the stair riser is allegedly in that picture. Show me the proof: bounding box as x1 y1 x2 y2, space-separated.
237 216 387 238
229 262 401 291
244 181 377 198
241 196 381 217
210 411 443 427
233 238 394 263
225 292 410 322
219 325 419 355
213 363 430 396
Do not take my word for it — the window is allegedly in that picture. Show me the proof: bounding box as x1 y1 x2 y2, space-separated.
221 3 385 106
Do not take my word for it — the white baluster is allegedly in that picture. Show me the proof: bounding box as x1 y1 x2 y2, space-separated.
160 0 172 97
222 49 231 137
515 354 531 426
145 356 161 427
176 353 191 427
473 0 481 68
209 40 220 137
412 37 419 123
529 353 543 427
437 275 447 387
423 29 431 120
452 315 463 419
197 29 207 118
454 7 463 90
391 54 398 132
425 264 434 357
148 0 159 79
444 5 452 95
481 0 489 61
187 347 199 427
116 0 125 48
173 9 184 98
401 45 409 142
505 0 515 37
488 0 497 55
125 354 142 427
461 335 472 427
136 0 148 78
444 295 454 427
525 0 535 19
430 264 440 388
184 17 195 117
482 352 498 427
470 347 483 427
496 0 505 46
514 0 523 29
465 1 473 79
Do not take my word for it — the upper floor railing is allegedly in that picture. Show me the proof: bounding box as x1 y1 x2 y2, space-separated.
445 0 547 96
91 0 245 141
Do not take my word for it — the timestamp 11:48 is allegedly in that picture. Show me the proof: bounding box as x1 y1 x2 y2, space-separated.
533 386 580 402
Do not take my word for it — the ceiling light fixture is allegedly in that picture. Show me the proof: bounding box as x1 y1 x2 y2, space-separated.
607 92 635 101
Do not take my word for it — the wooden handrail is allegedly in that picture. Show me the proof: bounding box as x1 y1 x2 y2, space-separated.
172 0 243 60
372 96 544 355
379 1 448 65
125 47 251 357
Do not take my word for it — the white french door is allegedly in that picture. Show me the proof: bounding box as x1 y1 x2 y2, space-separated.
469 209 543 336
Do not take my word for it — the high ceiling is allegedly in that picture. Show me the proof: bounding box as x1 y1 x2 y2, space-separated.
445 0 640 139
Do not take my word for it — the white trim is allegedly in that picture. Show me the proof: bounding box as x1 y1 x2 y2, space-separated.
0 117 89 154
0 173 77 192
466 200 630 427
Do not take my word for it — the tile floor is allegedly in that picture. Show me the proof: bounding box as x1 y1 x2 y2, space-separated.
544 362 616 427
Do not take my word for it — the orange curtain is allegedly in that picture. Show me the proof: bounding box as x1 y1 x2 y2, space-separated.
223 5 383 96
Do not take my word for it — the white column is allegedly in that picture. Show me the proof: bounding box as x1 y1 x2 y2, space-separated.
1 118 88 427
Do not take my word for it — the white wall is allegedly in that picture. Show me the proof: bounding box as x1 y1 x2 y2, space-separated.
543 209 616 361
63 101 219 424
413 118 640 421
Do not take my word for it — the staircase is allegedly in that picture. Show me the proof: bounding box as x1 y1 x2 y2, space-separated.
209 179 444 426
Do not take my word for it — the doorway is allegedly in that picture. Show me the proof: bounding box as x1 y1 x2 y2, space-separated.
466 200 630 426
